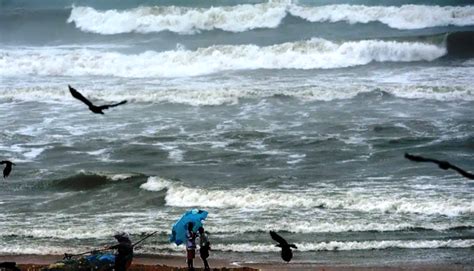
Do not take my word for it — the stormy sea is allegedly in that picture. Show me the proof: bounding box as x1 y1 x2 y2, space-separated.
0 0 473 266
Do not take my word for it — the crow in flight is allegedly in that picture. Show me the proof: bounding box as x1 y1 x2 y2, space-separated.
270 231 297 262
405 153 474 180
0 160 15 178
69 85 127 114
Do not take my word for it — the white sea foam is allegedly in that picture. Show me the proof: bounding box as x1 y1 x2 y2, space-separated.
288 4 474 30
0 39 446 78
68 3 286 34
109 239 474 253
204 221 474 234
1 212 471 238
67 4 474 34
140 177 474 216
212 239 474 252
107 174 136 181
140 176 172 191
0 144 49 161
22 147 47 159
0 82 472 108
0 226 168 240
0 239 471 255
154 143 184 162
0 245 86 255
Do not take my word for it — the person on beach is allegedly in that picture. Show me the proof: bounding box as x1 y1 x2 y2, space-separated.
186 222 197 271
107 232 133 271
198 226 211 271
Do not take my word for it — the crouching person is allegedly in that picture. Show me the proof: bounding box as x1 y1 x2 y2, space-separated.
108 232 133 271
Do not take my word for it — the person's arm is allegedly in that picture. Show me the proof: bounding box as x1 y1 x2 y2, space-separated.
108 244 119 250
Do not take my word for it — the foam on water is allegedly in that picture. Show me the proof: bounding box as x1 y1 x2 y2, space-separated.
11 82 472 105
67 4 474 34
140 177 473 216
68 3 286 35
0 39 446 78
1 239 472 255
289 4 474 30
0 245 86 255
204 222 474 234
213 239 474 252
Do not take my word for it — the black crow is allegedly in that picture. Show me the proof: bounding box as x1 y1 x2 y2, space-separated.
270 231 297 262
0 160 15 178
69 85 127 114
405 153 474 180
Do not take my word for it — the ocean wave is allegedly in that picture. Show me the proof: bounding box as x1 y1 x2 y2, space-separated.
1 216 471 238
288 4 474 30
1 239 471 255
0 144 49 161
67 4 474 34
212 239 474 252
141 177 474 216
0 83 472 106
46 172 141 191
68 3 286 35
0 226 168 240
0 245 86 255
112 239 474 253
0 39 446 77
204 222 474 234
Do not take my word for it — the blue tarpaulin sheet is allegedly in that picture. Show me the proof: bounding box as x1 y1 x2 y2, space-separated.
169 209 208 245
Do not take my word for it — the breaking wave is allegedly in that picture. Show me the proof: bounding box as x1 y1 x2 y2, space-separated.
288 4 474 30
0 84 472 106
140 177 474 216
2 239 471 255
68 3 286 35
67 4 474 34
212 239 474 252
0 38 446 78
204 222 474 234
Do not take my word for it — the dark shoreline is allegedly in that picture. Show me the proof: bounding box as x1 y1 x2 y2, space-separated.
1 254 473 271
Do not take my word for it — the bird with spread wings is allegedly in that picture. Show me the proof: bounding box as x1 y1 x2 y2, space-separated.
69 85 127 114
0 160 15 178
405 153 474 180
270 231 297 262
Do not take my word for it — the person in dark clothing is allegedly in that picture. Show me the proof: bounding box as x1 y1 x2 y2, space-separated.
108 232 133 271
198 227 211 271
185 222 197 271
0 262 20 271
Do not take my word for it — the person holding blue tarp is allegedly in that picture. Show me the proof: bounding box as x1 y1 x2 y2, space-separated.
186 222 197 271
169 209 208 271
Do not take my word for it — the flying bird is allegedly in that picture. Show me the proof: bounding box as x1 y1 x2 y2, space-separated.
0 160 15 178
270 231 297 262
69 85 127 114
405 153 474 180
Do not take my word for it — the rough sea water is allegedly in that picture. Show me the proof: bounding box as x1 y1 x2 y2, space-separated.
0 0 473 266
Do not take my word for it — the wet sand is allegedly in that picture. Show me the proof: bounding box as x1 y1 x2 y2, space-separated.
0 255 472 271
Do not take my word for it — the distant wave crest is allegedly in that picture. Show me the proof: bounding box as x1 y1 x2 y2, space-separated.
67 4 474 34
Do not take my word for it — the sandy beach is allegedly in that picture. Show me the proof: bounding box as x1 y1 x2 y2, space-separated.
1 255 472 271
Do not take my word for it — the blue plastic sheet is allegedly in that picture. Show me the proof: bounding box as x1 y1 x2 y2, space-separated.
84 253 115 265
169 209 208 245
